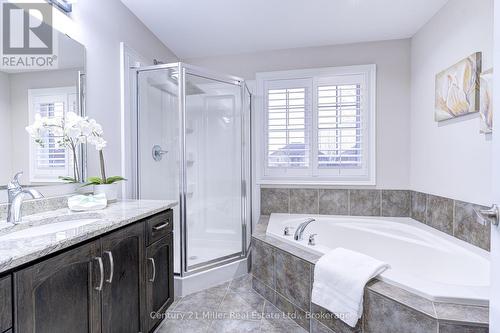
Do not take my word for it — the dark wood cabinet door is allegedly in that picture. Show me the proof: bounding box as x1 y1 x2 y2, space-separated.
0 275 12 332
15 240 101 333
101 223 145 333
145 233 174 332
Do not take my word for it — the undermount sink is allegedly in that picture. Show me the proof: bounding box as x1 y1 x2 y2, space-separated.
0 214 104 241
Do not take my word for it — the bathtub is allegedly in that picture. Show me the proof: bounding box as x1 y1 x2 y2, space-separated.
266 213 490 306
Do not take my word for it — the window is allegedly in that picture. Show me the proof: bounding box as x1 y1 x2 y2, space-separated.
256 65 376 185
28 87 77 182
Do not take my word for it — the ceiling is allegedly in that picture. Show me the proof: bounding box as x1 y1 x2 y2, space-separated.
121 0 449 59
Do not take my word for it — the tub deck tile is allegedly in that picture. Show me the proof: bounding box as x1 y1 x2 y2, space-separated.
426 194 454 235
311 303 362 333
366 280 436 318
275 248 312 311
319 189 349 215
438 322 489 333
261 188 290 215
410 191 427 222
434 303 489 326
290 189 319 214
251 238 275 288
453 200 491 251
349 190 381 216
381 190 411 217
363 289 438 333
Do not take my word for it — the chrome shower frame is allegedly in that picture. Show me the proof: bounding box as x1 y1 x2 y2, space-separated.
135 62 251 277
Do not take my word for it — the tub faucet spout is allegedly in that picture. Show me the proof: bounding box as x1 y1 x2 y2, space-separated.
294 218 315 241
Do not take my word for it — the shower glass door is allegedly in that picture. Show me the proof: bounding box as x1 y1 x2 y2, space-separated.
136 63 248 276
136 65 182 274
184 72 243 270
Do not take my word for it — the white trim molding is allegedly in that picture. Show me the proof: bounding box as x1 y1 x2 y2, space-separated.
255 64 377 186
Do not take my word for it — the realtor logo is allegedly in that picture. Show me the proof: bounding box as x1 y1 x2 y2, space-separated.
1 2 57 69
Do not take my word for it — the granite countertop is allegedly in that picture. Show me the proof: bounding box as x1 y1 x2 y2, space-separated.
0 199 177 274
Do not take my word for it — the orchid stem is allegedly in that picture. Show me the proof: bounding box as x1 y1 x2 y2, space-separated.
99 150 107 184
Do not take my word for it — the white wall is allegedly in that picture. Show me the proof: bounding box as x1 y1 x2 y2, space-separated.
187 39 411 189
410 0 494 205
0 72 12 185
60 0 178 179
490 1 500 329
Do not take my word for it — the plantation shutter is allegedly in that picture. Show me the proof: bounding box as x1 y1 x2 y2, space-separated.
259 66 374 184
28 87 76 182
265 79 312 174
316 83 363 168
35 101 67 171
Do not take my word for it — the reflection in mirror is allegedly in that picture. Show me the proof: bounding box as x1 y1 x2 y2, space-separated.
0 31 85 197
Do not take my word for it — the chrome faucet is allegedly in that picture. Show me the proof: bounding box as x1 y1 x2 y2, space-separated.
294 218 316 241
7 172 43 224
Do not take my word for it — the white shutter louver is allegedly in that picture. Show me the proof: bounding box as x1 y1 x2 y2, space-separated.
28 87 77 182
267 86 309 168
317 84 362 168
35 102 66 170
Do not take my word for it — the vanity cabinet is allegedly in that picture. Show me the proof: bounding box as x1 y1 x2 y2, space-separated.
15 240 102 333
9 208 173 333
0 276 12 333
145 233 174 332
101 223 145 333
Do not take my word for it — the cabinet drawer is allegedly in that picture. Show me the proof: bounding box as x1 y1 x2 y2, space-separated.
0 276 12 332
146 210 173 246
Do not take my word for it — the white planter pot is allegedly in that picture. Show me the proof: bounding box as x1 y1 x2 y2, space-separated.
93 183 118 203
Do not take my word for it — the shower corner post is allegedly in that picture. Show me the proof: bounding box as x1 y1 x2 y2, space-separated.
240 82 251 257
240 82 245 257
178 62 188 278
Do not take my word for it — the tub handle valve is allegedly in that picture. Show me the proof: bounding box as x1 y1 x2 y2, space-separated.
284 226 292 236
308 234 317 246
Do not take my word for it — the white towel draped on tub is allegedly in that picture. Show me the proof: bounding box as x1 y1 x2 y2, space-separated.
311 247 390 327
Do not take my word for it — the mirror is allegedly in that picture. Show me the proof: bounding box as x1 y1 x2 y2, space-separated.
0 30 85 201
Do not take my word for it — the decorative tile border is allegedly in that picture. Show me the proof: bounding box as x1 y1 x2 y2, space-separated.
260 188 491 251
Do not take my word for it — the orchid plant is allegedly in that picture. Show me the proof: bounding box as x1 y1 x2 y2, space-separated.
25 112 124 185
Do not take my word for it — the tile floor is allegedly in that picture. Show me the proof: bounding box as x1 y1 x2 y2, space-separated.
156 274 307 333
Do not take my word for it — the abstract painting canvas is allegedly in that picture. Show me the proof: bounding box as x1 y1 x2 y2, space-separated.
479 69 493 133
435 52 482 122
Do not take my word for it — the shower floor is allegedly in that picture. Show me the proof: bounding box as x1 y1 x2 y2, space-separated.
187 238 242 267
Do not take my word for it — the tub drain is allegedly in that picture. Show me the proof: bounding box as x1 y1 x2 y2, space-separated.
189 256 198 260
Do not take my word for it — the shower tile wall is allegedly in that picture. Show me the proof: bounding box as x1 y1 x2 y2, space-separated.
260 188 491 251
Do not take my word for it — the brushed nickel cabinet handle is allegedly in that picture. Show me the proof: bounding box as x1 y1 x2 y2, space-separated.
153 223 168 231
148 258 156 282
94 257 104 291
104 251 114 283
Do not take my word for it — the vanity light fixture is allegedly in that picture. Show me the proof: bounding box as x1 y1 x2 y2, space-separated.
47 0 74 13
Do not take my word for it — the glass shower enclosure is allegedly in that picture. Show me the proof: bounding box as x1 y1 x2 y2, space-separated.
136 63 251 276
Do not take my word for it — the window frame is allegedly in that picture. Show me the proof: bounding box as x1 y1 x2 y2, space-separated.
255 64 376 185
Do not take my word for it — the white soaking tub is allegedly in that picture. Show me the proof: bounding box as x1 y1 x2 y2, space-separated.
266 213 490 306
